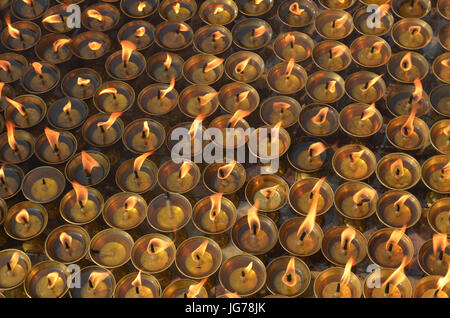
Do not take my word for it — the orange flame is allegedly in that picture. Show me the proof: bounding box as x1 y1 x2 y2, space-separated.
400 104 417 137
198 92 218 106
311 107 329 125
124 196 138 212
217 160 237 179
203 57 224 73
77 77 90 86
97 112 122 131
247 202 260 235
259 185 280 199
441 59 450 67
0 164 5 182
59 232 72 250
44 127 60 151
341 227 356 249
213 5 224 15
352 187 376 206
283 34 295 47
327 80 336 94
252 26 266 38
5 15 20 40
385 225 406 250
99 88 117 95
8 252 20 272
87 9 103 22
88 41 102 51
273 102 291 112
443 126 450 137
254 0 264 4
340 257 354 287
6 121 17 151
163 52 172 69
188 115 204 137
296 177 326 239
361 74 383 92
133 152 151 174
289 2 305 15
32 62 43 76
437 265 450 292
121 40 136 66
433 233 448 256
147 238 172 254
281 257 297 288
42 14 62 24
224 292 240 298
142 121 150 138
186 278 207 298
138 1 147 12
244 261 253 273
377 4 390 18
47 272 60 289
371 41 384 53
412 78 423 101
237 90 250 103
334 14 349 28
234 57 251 74
383 257 408 291
179 161 191 179
132 271 142 288
394 195 410 210
135 27 146 37
0 60 11 72
442 162 450 179
72 181 88 207
228 109 252 127
191 240 209 262
285 58 295 78
178 24 190 32
53 39 71 53
308 142 327 157
5 96 26 117
209 193 223 222
15 209 29 224
88 272 109 290
400 52 412 72
390 159 405 178
360 103 377 121
350 150 365 164
81 151 101 176
172 2 179 14
408 26 421 35
331 45 347 59
212 31 225 42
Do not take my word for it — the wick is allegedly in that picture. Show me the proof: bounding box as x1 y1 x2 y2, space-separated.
150 243 155 253
434 289 439 298
135 286 139 294
64 242 70 250
183 293 187 298
53 144 59 153
42 178 46 185
385 282 390 295
100 125 105 133
410 0 415 7
0 176 6 186
6 262 11 271
218 170 225 178
408 94 414 104
78 200 84 208
343 239 349 251
290 40 294 49
134 170 139 179
387 243 393 253
402 126 409 136
395 203 401 212
286 274 292 282
202 64 207 73
329 50 333 59
241 270 246 278
370 46 375 54
356 198 370 207
438 250 443 261
363 82 369 90
251 223 258 235
332 19 336 29
88 279 94 289
336 282 341 293
299 231 307 242
308 148 313 157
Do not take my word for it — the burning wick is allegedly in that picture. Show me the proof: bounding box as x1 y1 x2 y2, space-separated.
386 226 406 255
247 202 260 236
341 227 356 254
44 127 60 153
281 257 297 288
59 232 72 252
178 161 191 179
6 252 19 273
241 262 253 281
133 152 151 179
353 188 376 207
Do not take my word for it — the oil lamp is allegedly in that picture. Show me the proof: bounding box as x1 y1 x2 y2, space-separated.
413 273 450 298
218 254 266 297
166 119 206 159
339 103 383 138
35 128 77 164
267 59 307 95
314 259 362 298
277 0 318 28
363 260 412 298
433 53 450 84
82 113 123 148
35 34 72 64
0 249 30 291
122 119 165 154
162 278 208 298
385 81 431 117
1 18 41 51
0 53 27 83
154 21 193 51
138 82 178 116
418 234 449 276
427 198 450 236
376 153 421 190
71 31 112 60
312 41 351 72
334 182 378 220
279 216 323 257
21 61 59 94
183 54 224 85
22 166 65 203
103 193 147 230
94 81 135 113
179 85 219 118
430 120 450 155
115 272 161 298
315 10 353 40
386 110 429 151
274 32 314 63
224 51 264 83
391 0 431 19
105 40 146 80
11 0 49 20
65 150 110 186
44 225 90 264
387 51 428 83
354 5 393 37
421 155 450 194
24 261 69 298
248 123 291 165
4 201 48 241
118 20 154 51
61 68 102 100
298 103 339 137
4 94 46 129
345 72 386 104
322 226 367 266
202 160 246 196
208 111 251 149
0 163 23 199
305 71 345 103
116 152 158 193
157 159 200 194
350 35 391 68
287 137 329 173
0 121 35 164
198 0 239 25
332 145 376 181
41 4 73 33
146 51 184 83
437 0 450 19
289 177 333 216
159 0 197 21
376 191 422 229
245 174 289 213
231 18 272 50
237 0 273 16
368 227 414 268
231 203 278 256
266 256 311 297
121 0 158 18
391 18 432 50
219 82 259 115
47 97 88 130
439 25 450 51
59 182 104 225
81 3 120 31
430 84 450 117
193 25 232 55
69 266 116 298
260 96 301 129
89 228 134 268
147 192 192 234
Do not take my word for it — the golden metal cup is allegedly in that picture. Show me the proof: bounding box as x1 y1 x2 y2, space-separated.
193 25 232 55
385 84 431 117
219 82 259 114
5 94 47 129
339 103 383 138
82 113 124 148
0 249 31 291
24 261 70 298
231 18 273 50
345 71 386 104
421 155 450 194
332 144 376 181
287 136 330 173
154 21 194 51
314 9 353 40
71 31 112 60
298 103 339 137
122 118 166 154
391 18 432 50
0 163 23 200
429 84 450 117
115 157 158 193
147 192 192 232
314 267 362 298
430 120 450 155
22 166 66 204
438 25 450 51
158 0 197 21
289 177 334 216
386 115 430 151
81 3 120 31
42 4 74 33
224 51 264 83
0 52 28 83
202 160 246 195
376 190 422 228
260 96 301 129
102 192 147 230
183 54 224 85
305 71 345 104
237 0 273 16
117 20 155 51
157 159 201 194
61 68 102 100
319 0 356 9
391 0 431 19
413 275 450 298
121 0 158 19
417 238 449 276
60 187 104 225
245 174 289 213
353 5 394 37
312 40 351 72
138 83 178 116
34 33 72 64
208 113 250 149
146 51 184 83
89 228 134 269
0 21 41 52
178 84 219 118
21 61 60 94
437 0 450 20
162 279 208 298
105 49 146 81
376 153 421 190
427 197 450 236
0 129 35 164
65 150 110 186
69 266 116 298
114 272 161 298
277 0 318 28
199 0 239 25
274 32 314 63
433 52 450 84
44 224 90 264
363 267 412 298
387 51 429 84
334 181 378 220
47 97 88 131
266 61 307 95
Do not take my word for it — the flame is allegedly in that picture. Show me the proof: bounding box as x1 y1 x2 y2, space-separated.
81 151 101 176
408 26 421 35
400 104 417 137
433 233 448 256
44 127 60 151
186 278 207 298
311 107 329 125
132 271 142 288
0 164 5 182
188 115 204 137
147 238 172 254
228 109 252 127
212 31 225 42
390 159 405 178
289 2 304 15
133 152 151 173
97 112 122 131
5 15 20 40
334 14 349 28
5 96 26 117
142 121 150 138
0 60 11 72
385 225 406 250
179 161 191 179
172 2 179 14
6 121 17 151
273 102 291 112
400 52 412 72
87 9 103 22
88 272 109 290
8 252 20 272
412 78 423 101
32 62 43 76
15 209 29 224
371 41 384 53
237 90 250 103
224 292 240 298
203 57 224 73
296 177 326 239
350 150 365 164
377 4 390 18
285 58 295 78
331 45 347 59
327 80 336 94
124 196 138 212
361 74 383 92
135 27 146 37
72 181 88 207
341 227 356 249
283 34 295 47
442 162 450 179
281 257 297 287
163 52 172 69
178 24 190 32
234 57 251 74
441 59 450 67
191 240 209 262
47 272 60 289
88 41 102 51
308 142 327 157
259 185 280 198
213 5 224 15
352 187 376 206
121 41 136 66
53 39 71 53
437 265 450 292
138 1 147 12
247 202 260 235
340 257 354 287
198 92 218 106
59 232 72 250
77 77 90 86
42 14 62 24
394 195 410 209
360 103 377 121
252 26 266 38
383 257 408 291
209 193 223 222
254 0 264 4
244 261 253 274
217 160 237 179
99 88 117 95
443 126 450 137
